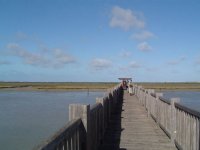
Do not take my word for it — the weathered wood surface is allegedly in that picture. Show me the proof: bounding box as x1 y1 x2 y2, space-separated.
99 91 177 150
33 118 86 150
135 84 200 150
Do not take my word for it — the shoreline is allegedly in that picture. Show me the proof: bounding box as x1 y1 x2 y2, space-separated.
0 86 108 92
1 82 200 92
155 88 200 92
0 82 117 92
136 82 200 91
1 86 200 92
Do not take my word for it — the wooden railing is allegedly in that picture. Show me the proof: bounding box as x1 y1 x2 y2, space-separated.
175 103 200 150
90 103 103 150
33 118 86 150
34 84 123 150
134 84 200 150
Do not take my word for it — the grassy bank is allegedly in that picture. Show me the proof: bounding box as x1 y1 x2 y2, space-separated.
0 82 118 90
1 82 200 91
136 82 200 91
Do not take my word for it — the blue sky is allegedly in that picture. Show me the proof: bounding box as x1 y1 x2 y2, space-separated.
0 0 200 82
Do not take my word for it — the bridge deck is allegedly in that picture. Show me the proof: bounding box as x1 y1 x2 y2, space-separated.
99 91 177 150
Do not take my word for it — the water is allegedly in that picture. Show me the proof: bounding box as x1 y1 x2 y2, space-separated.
0 90 104 150
162 91 200 112
1 90 200 150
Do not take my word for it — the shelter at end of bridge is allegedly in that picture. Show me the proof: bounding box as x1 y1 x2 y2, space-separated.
118 77 132 90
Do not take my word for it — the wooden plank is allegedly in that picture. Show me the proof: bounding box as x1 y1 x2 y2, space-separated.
99 91 177 150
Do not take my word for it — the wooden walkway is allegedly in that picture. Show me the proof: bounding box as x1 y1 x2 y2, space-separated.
99 91 177 150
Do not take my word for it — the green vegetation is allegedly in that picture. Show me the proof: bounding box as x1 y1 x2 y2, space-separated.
136 82 200 91
1 82 200 91
0 82 118 90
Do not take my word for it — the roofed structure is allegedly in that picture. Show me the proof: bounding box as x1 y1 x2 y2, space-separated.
118 78 132 81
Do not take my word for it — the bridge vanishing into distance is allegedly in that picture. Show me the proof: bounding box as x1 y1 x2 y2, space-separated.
34 83 200 150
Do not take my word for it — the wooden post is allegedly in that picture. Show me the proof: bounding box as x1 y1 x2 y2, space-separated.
96 97 104 143
156 93 163 124
69 104 90 150
146 89 154 117
144 90 147 110
170 98 180 145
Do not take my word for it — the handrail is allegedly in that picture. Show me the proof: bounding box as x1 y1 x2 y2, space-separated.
175 102 200 118
90 103 102 112
159 97 171 105
34 118 84 150
150 93 156 98
134 83 200 150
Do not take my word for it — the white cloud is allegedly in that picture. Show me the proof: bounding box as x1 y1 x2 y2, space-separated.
137 42 152 52
6 43 76 68
15 31 28 40
129 61 141 68
110 6 145 31
120 50 132 58
145 67 159 72
53 49 76 64
14 32 44 47
131 30 155 40
90 58 112 70
7 43 20 49
168 56 186 65
7 43 49 67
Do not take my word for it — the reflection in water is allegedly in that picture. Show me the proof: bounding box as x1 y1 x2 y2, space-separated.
0 90 104 150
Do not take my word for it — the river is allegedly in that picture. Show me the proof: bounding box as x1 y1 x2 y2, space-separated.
0 90 105 150
162 90 200 112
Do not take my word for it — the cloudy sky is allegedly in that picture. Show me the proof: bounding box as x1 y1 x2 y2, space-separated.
0 0 200 82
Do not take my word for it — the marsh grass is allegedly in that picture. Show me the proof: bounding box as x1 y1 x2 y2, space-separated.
1 82 200 91
136 82 200 91
0 82 118 90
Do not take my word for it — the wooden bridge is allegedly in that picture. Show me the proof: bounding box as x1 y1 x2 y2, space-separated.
34 84 200 150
